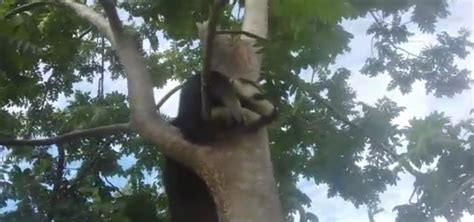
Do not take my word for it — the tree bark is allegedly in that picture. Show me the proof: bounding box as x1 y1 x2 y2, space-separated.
198 130 284 222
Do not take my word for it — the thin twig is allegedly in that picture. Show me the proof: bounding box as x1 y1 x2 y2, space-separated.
4 1 57 19
367 205 383 222
78 26 93 39
310 67 319 84
201 0 227 121
296 204 307 222
0 123 130 146
68 139 113 191
237 3 241 20
102 173 125 196
368 10 424 59
156 83 185 110
408 187 418 204
98 35 105 99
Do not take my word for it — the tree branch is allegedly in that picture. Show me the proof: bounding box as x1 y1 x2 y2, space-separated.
216 30 267 42
49 144 66 221
156 83 185 110
0 123 130 146
78 26 94 39
201 0 227 121
57 1 206 169
98 0 123 35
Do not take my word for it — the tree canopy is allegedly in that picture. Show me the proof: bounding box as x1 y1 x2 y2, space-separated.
0 0 473 221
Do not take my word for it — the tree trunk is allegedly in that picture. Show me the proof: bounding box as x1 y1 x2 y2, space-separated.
198 130 284 222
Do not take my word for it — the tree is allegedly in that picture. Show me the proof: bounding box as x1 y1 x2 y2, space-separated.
0 0 472 222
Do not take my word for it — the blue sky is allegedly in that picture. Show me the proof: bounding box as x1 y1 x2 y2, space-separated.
1 0 473 221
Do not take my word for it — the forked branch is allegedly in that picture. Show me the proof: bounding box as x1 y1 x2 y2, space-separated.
56 0 207 167
59 0 113 42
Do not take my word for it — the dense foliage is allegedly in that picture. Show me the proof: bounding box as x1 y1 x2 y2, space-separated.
0 0 472 221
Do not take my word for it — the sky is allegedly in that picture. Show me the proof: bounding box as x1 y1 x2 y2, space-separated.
1 0 473 221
